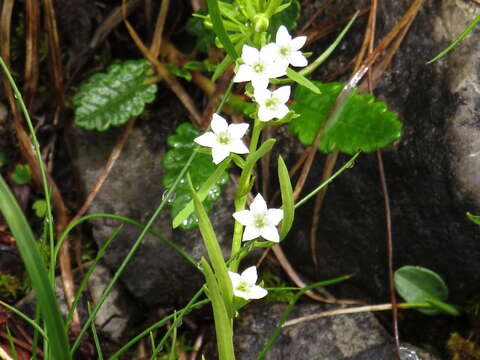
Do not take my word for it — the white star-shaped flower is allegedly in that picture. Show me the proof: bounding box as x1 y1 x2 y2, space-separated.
254 86 291 122
228 266 268 300
232 194 284 242
194 114 249 164
234 44 287 89
263 25 308 69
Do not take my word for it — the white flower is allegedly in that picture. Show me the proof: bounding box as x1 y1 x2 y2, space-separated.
232 194 284 242
254 86 291 122
234 44 287 89
194 114 249 164
263 25 308 69
229 266 268 300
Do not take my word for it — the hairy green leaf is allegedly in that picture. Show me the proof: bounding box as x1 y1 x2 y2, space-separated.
290 81 402 154
163 123 229 230
395 265 456 316
74 59 157 131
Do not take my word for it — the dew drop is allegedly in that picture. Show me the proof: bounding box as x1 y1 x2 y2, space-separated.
399 346 420 360
162 190 176 203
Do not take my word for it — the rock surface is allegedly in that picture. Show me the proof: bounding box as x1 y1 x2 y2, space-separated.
16 262 138 342
283 0 480 306
218 302 438 360
68 100 246 306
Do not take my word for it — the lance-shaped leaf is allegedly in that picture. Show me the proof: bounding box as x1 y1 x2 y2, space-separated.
74 59 157 131
290 81 402 154
163 123 229 230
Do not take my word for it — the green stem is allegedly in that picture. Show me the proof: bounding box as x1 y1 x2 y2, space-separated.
230 119 264 271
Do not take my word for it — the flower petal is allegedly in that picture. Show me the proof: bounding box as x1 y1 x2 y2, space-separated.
211 145 230 164
271 104 289 120
229 139 249 154
232 210 253 226
194 132 217 148
276 25 291 44
233 289 251 300
267 208 284 226
260 225 280 242
242 225 261 241
258 106 275 122
267 63 287 79
260 43 279 61
247 285 268 299
273 86 291 103
288 52 308 67
228 271 241 287
241 266 258 284
250 194 268 214
251 76 269 90
234 64 254 83
291 36 307 50
211 113 228 133
241 45 260 65
253 87 271 104
228 123 249 138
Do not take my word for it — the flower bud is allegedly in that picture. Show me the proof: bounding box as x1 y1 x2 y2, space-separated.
253 14 269 33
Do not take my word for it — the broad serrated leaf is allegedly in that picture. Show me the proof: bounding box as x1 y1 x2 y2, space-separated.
269 0 301 36
290 81 402 154
163 123 229 230
395 265 452 316
74 59 157 131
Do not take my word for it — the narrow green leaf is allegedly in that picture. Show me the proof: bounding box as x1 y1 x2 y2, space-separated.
189 175 234 316
425 297 460 316
278 156 294 240
300 11 358 76
212 54 233 82
173 159 231 229
286 68 320 94
87 303 104 360
74 59 157 131
428 14 480 64
206 0 238 60
0 175 71 359
238 139 276 195
395 265 451 316
0 300 46 339
200 259 235 360
467 212 480 225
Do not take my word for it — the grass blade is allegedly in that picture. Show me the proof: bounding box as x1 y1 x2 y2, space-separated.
206 0 238 60
427 14 480 64
0 176 71 359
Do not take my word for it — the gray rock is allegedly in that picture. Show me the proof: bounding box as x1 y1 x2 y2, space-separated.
16 262 138 342
228 302 438 360
68 103 244 306
283 0 480 305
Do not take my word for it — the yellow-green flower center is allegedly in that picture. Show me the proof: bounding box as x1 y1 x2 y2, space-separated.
253 62 265 74
254 215 267 228
265 97 279 110
217 131 231 145
280 46 291 57
236 281 249 292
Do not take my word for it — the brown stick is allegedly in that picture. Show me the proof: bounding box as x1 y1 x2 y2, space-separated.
23 0 40 111
121 0 203 126
42 0 64 106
